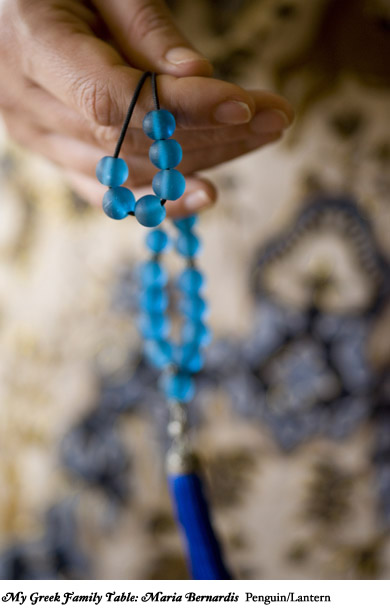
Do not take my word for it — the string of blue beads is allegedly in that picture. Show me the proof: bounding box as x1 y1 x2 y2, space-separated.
96 109 185 227
96 105 209 404
136 215 211 403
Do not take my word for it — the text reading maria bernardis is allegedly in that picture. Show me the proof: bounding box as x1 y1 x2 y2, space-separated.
2 591 331 606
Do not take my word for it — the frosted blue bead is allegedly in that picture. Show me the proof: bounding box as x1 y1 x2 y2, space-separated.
149 139 182 170
135 195 166 227
177 268 205 294
173 215 198 232
181 320 212 347
139 261 168 287
186 352 203 373
144 339 173 369
139 287 168 312
96 156 128 187
137 312 170 340
174 344 204 373
160 371 195 402
176 232 201 257
102 186 135 219
152 169 186 201
145 229 170 253
143 109 176 140
179 295 208 320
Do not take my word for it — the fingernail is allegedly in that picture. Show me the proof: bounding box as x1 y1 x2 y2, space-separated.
165 46 209 65
214 100 252 125
184 190 213 210
250 109 290 134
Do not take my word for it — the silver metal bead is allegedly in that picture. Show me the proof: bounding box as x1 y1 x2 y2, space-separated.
168 420 184 437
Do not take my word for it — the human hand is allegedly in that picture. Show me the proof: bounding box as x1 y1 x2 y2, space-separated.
0 0 294 217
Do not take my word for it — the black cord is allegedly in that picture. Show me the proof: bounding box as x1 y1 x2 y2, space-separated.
114 71 160 158
151 72 160 110
113 71 166 209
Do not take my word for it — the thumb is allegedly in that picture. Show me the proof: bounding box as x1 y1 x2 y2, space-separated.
92 0 213 77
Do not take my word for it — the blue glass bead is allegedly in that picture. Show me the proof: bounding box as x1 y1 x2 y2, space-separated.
96 156 128 187
160 371 195 402
135 195 166 227
181 320 212 347
143 109 176 140
177 268 205 294
174 344 204 373
152 169 186 201
137 312 170 340
144 339 173 369
186 352 203 373
173 215 198 232
145 229 170 253
139 287 168 312
179 295 208 320
139 261 168 288
176 232 201 257
102 186 135 219
149 139 182 170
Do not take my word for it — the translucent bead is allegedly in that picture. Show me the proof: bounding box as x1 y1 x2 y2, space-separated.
152 169 186 201
186 352 203 373
177 268 205 294
176 232 201 257
143 109 176 140
145 229 170 253
173 343 204 373
173 215 198 233
96 156 128 187
179 295 208 320
135 195 166 227
139 287 168 312
160 371 195 402
102 186 135 219
139 261 168 288
144 339 172 369
181 320 212 347
149 139 182 170
137 312 170 340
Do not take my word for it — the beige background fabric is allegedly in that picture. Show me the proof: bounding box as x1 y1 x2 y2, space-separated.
0 0 389 579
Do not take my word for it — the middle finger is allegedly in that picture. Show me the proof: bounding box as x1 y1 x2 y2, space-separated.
17 78 289 156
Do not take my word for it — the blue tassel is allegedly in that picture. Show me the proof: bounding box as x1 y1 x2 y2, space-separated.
168 473 232 580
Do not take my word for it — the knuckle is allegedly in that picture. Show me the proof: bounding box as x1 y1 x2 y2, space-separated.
94 123 147 155
94 124 134 151
93 124 120 147
75 77 118 127
130 2 172 40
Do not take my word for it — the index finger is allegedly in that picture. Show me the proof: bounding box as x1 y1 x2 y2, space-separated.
17 3 287 129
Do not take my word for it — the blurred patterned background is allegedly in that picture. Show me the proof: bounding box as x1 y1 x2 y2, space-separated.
0 0 390 579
